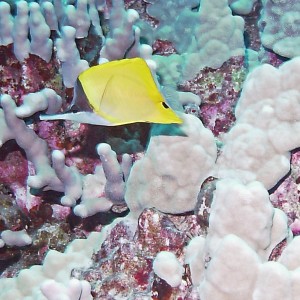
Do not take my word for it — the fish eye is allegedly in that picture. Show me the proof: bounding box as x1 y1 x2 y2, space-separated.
162 102 169 109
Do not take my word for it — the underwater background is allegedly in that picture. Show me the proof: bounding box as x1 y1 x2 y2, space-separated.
0 0 300 299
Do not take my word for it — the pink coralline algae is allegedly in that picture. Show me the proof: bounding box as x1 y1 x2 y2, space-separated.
270 149 300 230
0 45 62 105
0 142 28 186
79 208 200 299
179 56 245 137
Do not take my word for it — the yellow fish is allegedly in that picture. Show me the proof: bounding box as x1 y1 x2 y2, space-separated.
40 58 183 125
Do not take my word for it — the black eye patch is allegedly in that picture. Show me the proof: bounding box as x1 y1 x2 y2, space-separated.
162 102 169 109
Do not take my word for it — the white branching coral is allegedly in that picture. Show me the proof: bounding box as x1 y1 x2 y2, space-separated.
99 0 154 66
0 89 128 219
29 2 53 62
0 2 13 46
0 93 63 191
56 25 89 87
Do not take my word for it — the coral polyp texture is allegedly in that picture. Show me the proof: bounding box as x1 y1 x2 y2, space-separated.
260 0 300 58
0 0 300 299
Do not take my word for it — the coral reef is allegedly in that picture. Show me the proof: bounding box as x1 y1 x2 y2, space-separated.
260 0 300 58
0 0 300 299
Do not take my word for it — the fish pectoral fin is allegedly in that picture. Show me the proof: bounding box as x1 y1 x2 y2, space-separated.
39 113 65 121
40 112 113 126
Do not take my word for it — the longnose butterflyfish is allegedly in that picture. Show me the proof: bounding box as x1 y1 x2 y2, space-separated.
40 58 183 126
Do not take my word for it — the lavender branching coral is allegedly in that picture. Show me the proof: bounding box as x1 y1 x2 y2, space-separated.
0 93 62 191
0 90 129 218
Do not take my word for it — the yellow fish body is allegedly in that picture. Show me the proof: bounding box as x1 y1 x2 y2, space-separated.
40 58 183 125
